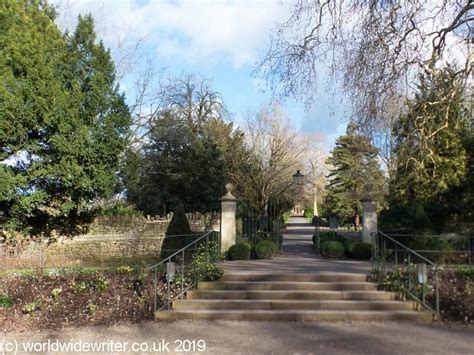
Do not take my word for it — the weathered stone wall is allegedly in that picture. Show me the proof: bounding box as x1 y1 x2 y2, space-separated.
15 213 220 265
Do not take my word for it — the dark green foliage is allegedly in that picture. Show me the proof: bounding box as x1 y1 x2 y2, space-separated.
391 67 468 204
379 202 447 234
259 240 277 254
0 3 130 235
250 230 282 253
134 115 227 214
320 241 345 258
241 240 253 250
303 208 313 219
350 242 372 260
325 123 385 228
254 230 270 243
241 240 255 257
161 205 195 258
0 294 14 308
379 269 406 293
318 231 347 244
387 67 472 233
228 243 252 260
313 232 350 255
189 242 223 282
166 204 193 236
255 241 273 259
345 241 357 256
124 91 251 215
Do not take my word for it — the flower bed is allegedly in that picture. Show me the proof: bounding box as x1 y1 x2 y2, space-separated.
438 267 474 323
0 267 169 332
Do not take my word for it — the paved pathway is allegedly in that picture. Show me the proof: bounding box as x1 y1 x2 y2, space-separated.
223 215 372 274
3 320 473 354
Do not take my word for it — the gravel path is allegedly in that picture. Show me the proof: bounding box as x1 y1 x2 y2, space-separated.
2 320 474 354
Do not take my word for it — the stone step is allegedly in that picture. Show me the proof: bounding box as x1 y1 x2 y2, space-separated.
155 309 433 321
198 281 377 291
173 299 417 311
186 290 395 300
221 273 369 282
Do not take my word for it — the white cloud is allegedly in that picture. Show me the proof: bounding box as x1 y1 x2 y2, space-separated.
51 0 290 68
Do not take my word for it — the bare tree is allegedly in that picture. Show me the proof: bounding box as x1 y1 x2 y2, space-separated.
238 102 307 215
128 71 228 144
257 0 474 162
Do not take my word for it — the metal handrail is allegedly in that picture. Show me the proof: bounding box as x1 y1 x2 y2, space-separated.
379 231 437 266
373 231 440 316
381 233 469 238
150 230 218 313
149 231 213 270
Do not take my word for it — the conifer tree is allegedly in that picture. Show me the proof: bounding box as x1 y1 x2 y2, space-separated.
390 67 468 205
325 123 385 228
0 2 130 235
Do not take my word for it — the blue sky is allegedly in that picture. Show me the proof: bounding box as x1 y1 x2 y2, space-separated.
52 0 349 150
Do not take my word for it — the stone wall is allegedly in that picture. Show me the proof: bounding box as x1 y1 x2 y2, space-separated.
14 212 220 266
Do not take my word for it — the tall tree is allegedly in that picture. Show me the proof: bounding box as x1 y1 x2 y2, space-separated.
257 1 473 167
239 102 306 216
126 112 227 214
0 2 130 235
123 75 251 215
390 67 469 204
326 123 385 228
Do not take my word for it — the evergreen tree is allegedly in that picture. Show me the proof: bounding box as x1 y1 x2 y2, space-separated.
383 67 472 233
390 67 468 204
325 123 385 227
0 2 130 235
122 78 251 215
127 113 227 214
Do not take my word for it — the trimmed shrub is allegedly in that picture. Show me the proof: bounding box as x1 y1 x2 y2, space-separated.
255 241 273 259
241 240 253 250
254 230 270 244
320 241 345 258
161 204 195 258
351 242 372 260
229 243 252 260
319 231 347 244
345 241 357 257
259 240 277 254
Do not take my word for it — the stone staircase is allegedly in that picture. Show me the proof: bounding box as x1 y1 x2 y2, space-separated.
155 273 434 321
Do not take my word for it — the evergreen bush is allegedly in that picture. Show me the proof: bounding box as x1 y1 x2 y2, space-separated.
351 242 372 260
161 204 195 258
259 240 277 254
320 241 345 258
228 243 252 260
345 241 357 257
255 242 273 259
